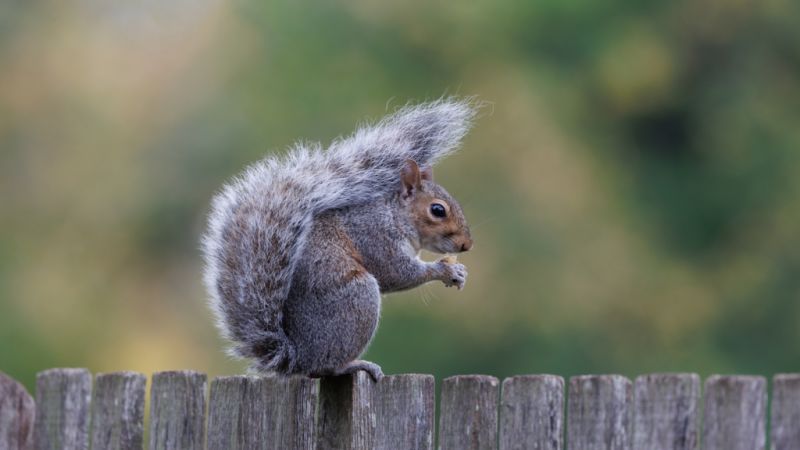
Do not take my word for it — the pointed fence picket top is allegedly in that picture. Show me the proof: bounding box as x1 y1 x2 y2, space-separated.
1 369 799 449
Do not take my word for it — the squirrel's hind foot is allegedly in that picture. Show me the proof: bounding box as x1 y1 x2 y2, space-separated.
311 360 384 381
337 360 384 381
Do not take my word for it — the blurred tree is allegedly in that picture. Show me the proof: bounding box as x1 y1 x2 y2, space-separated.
1 0 798 390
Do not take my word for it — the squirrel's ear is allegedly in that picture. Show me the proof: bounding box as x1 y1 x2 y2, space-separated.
400 159 422 199
420 165 433 181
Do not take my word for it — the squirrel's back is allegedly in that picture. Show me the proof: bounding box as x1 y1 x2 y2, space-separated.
201 99 477 373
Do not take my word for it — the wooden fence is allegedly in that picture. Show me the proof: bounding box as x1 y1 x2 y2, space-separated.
1 369 798 450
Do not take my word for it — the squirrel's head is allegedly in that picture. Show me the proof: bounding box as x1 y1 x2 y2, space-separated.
399 159 472 254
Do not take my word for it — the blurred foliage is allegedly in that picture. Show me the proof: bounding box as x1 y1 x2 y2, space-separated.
1 0 799 391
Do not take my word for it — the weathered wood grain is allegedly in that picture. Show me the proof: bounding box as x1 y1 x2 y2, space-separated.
318 371 375 450
439 375 500 450
0 371 35 450
372 374 435 450
317 372 435 450
5 368 798 450
770 373 800 450
632 373 699 450
499 375 564 450
206 375 319 450
567 375 632 450
702 375 766 450
89 372 145 450
33 368 92 450
147 370 206 450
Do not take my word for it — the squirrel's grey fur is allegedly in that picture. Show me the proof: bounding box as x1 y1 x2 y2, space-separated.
201 99 476 379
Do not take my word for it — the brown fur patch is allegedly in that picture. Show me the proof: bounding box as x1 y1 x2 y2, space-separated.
316 212 369 284
343 267 367 283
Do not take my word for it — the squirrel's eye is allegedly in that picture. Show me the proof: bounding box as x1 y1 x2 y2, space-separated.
430 203 447 218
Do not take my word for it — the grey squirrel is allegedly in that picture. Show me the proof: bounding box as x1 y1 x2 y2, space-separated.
201 99 476 380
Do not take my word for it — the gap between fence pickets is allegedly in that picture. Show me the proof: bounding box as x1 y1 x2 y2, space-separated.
1 370 799 450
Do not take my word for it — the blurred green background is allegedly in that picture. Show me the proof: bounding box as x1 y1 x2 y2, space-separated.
1 0 799 392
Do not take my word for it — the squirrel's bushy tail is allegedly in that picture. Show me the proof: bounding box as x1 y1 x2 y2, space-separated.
201 98 477 372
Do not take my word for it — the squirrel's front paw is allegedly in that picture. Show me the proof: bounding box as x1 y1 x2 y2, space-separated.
437 258 467 290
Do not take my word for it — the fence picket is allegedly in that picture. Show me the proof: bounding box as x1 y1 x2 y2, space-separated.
770 374 800 450
499 375 564 450
439 375 500 450
317 371 375 450
702 375 766 450
206 375 318 450
567 375 632 450
206 376 249 450
33 368 92 450
0 371 35 450
373 374 435 450
89 372 145 450
316 373 435 450
632 373 699 450
147 370 206 450
0 368 797 448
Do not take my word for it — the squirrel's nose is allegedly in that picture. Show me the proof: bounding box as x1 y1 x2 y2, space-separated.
460 239 473 252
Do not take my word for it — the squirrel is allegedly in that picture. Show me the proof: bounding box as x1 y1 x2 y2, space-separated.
201 99 476 381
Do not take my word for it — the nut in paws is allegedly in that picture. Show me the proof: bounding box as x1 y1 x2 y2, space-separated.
440 260 467 290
